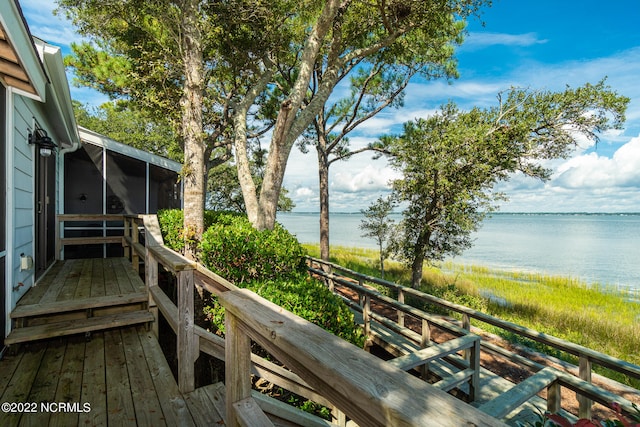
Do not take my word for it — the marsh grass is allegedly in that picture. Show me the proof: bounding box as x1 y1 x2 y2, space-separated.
305 244 640 386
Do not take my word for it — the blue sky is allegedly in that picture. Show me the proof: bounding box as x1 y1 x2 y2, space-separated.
19 0 640 213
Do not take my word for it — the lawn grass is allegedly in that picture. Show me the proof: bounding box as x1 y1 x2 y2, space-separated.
304 244 640 386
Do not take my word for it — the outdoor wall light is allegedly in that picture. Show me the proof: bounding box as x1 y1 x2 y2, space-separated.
28 126 57 157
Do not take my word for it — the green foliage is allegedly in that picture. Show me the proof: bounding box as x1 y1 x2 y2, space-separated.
379 82 629 287
157 209 185 252
199 214 306 284
158 210 365 349
157 209 235 252
73 100 182 162
195 214 365 348
360 197 396 278
206 275 364 347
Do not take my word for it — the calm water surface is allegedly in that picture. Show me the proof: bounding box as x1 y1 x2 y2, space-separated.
276 212 640 291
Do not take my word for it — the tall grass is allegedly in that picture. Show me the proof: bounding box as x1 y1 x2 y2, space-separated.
305 244 640 375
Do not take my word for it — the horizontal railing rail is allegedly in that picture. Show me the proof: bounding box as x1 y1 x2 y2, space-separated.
306 256 640 420
55 214 127 259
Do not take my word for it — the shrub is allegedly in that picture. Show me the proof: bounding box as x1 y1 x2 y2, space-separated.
157 209 185 252
199 214 307 284
204 274 365 347
157 209 238 252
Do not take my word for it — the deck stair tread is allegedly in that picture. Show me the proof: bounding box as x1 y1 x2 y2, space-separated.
11 292 147 318
5 310 154 345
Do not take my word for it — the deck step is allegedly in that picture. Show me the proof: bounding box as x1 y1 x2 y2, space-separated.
11 292 147 319
5 310 154 345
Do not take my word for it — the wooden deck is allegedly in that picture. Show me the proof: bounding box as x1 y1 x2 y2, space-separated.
7 258 153 345
0 325 226 427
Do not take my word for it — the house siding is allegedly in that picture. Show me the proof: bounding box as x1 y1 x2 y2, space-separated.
9 91 36 307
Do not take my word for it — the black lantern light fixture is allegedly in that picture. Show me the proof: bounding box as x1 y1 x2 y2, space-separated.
28 125 57 157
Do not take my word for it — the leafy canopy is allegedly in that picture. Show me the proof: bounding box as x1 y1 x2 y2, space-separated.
379 80 628 287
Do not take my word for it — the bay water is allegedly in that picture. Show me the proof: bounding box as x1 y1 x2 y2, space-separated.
276 212 640 292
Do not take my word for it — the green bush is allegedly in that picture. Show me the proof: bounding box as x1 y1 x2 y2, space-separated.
204 274 365 347
158 209 364 348
157 209 185 252
157 209 238 252
199 214 307 284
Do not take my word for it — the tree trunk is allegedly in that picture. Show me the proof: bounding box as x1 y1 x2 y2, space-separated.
180 0 204 260
251 0 341 231
317 140 330 261
234 106 259 225
411 252 424 289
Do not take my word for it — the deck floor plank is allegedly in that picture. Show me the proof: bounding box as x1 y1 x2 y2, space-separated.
74 259 94 299
184 385 226 427
50 260 84 302
18 340 67 427
48 336 86 427
0 344 46 427
103 258 122 296
91 258 106 297
112 258 135 294
135 327 197 427
0 350 23 398
121 327 167 427
19 261 71 306
79 332 107 427
104 329 138 426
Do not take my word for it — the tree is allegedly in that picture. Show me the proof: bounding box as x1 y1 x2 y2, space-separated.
207 152 295 213
58 0 210 258
300 60 423 261
380 81 628 288
73 101 181 161
58 0 490 239
232 0 489 231
359 197 396 278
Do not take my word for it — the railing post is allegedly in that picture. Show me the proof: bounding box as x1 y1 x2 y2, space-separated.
363 294 371 350
547 381 561 414
462 313 471 361
177 269 196 393
123 217 131 259
225 311 252 427
420 318 431 379
397 288 405 328
131 219 139 273
578 355 592 419
145 249 159 337
468 336 481 402
55 215 62 260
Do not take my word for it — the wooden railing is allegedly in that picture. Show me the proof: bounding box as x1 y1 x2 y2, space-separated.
55 214 126 259
307 256 640 421
121 215 508 427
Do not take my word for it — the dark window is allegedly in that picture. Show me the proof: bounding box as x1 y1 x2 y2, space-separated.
106 150 146 214
64 143 104 214
149 164 181 212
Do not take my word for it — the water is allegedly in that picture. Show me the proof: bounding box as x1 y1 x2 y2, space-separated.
276 212 640 291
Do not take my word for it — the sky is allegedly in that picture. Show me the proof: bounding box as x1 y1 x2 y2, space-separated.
18 0 640 213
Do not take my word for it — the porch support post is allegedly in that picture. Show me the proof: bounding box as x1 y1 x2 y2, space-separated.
177 269 196 393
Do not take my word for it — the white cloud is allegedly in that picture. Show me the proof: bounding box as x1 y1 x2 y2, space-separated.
294 187 314 197
332 164 399 193
463 32 548 50
20 1 79 48
552 135 640 189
